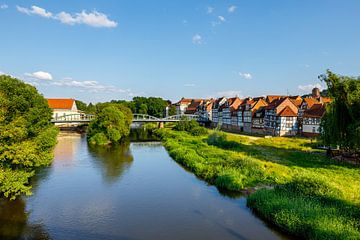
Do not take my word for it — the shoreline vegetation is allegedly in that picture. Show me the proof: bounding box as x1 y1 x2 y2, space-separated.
0 76 58 200
155 123 360 239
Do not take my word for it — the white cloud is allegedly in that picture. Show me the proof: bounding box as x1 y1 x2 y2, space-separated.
52 79 127 94
16 5 117 28
26 71 53 80
216 90 242 98
228 5 237 13
16 5 52 18
298 83 322 92
0 4 8 9
207 6 214 14
218 15 226 22
192 34 202 44
239 72 252 80
56 10 117 28
184 83 195 87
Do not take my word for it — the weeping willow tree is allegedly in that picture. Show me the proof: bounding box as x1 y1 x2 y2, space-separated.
320 70 360 151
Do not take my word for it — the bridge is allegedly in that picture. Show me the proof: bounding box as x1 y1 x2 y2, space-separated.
51 113 199 124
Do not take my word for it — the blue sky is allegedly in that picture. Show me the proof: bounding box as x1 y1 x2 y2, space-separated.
0 0 359 103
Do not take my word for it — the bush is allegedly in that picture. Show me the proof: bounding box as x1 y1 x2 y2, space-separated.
173 119 208 136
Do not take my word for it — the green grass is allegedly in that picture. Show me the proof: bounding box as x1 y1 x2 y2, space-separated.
156 129 360 239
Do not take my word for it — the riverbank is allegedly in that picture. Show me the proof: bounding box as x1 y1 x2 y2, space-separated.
156 129 360 239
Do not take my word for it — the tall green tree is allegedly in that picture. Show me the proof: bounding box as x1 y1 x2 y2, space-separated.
320 70 360 150
0 75 58 199
87 103 133 145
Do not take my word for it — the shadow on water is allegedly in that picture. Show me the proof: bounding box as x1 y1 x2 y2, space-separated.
0 198 51 240
88 141 134 184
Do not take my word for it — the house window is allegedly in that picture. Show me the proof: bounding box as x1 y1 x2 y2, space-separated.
312 127 316 133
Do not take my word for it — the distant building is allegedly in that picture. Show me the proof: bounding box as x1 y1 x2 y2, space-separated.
198 99 214 122
264 97 299 136
302 104 326 137
47 98 78 120
222 97 242 127
175 98 192 115
212 97 227 125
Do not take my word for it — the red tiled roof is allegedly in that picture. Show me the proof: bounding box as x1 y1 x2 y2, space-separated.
303 104 326 118
177 98 193 105
278 106 297 117
47 99 75 110
185 99 203 113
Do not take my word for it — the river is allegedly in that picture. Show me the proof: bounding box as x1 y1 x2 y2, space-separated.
0 133 290 240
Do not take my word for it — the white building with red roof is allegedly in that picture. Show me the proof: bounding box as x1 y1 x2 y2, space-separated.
47 98 79 120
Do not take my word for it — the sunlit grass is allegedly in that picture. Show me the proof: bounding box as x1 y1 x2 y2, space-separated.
156 129 360 239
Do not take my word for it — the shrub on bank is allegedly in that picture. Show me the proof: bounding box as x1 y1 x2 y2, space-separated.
173 119 208 136
247 177 360 239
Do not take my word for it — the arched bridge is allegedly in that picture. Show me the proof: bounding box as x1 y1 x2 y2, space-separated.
51 113 199 124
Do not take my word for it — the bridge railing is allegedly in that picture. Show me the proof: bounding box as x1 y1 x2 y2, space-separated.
51 113 95 122
52 113 200 123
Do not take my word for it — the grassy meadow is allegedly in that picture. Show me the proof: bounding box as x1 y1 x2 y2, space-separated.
156 128 360 239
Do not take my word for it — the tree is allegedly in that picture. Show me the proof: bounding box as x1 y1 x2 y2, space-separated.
75 100 88 112
168 105 176 116
87 103 133 145
0 75 58 199
319 70 360 150
138 103 148 114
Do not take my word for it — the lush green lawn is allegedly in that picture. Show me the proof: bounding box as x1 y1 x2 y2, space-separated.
156 129 360 239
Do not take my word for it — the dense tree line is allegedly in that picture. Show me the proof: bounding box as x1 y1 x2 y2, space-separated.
113 97 172 118
0 75 58 199
320 70 360 151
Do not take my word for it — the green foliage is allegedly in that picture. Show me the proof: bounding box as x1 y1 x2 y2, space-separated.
87 104 133 145
173 119 208 136
112 96 168 118
168 105 176 116
319 70 360 150
248 180 360 240
0 75 58 199
158 129 360 239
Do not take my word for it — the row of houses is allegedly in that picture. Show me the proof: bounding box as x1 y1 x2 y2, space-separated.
175 88 330 137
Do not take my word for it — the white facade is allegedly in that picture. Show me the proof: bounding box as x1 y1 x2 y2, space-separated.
303 117 321 134
52 101 78 119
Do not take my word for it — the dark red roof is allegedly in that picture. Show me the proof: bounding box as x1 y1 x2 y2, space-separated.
303 104 326 118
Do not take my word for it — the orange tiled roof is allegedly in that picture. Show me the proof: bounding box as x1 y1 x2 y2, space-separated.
321 97 331 104
266 95 286 103
289 96 303 107
278 106 297 117
177 98 193 105
303 97 319 108
47 99 75 110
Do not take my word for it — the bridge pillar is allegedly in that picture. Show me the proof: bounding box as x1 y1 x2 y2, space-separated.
158 121 164 129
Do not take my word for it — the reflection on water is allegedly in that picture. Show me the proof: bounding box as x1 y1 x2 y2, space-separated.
0 131 290 240
88 141 133 183
0 198 50 240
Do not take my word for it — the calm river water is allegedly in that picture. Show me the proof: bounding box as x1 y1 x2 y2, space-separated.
0 133 290 240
